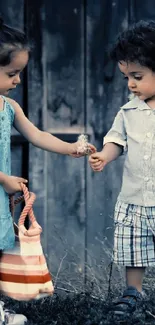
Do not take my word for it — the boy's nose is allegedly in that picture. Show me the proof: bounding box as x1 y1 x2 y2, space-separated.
128 79 136 90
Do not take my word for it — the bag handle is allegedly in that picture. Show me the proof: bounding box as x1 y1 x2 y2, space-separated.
10 183 42 237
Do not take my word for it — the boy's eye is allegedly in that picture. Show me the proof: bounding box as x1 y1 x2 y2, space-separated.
123 75 142 81
134 76 142 80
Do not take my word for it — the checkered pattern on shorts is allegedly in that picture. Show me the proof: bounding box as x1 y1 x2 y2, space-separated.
113 200 155 267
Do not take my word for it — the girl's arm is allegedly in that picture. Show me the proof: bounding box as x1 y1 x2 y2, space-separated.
8 98 96 156
0 171 28 193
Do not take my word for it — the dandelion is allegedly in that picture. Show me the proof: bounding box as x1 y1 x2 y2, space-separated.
77 134 90 154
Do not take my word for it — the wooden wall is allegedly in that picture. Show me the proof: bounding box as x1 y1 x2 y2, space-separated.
0 0 154 295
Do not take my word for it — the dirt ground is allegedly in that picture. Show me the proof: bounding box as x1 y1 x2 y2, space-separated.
1 288 155 325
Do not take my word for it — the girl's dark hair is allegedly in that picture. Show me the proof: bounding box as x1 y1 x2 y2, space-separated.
111 20 155 71
0 16 30 66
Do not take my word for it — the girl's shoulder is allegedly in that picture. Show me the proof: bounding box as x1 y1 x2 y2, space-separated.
4 97 22 113
3 96 15 108
2 96 16 123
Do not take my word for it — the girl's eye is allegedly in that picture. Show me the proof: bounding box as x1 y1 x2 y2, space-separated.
8 74 16 78
123 76 128 80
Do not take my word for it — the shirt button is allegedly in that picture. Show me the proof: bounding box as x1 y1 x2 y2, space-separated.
144 177 149 181
146 132 151 138
146 111 151 115
144 155 149 160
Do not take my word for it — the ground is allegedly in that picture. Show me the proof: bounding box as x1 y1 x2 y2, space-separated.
1 288 155 325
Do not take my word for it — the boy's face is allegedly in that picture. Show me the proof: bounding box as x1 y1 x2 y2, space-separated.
118 61 155 102
0 50 29 95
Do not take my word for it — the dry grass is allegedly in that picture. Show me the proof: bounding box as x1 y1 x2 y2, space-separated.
2 230 155 324
1 271 155 325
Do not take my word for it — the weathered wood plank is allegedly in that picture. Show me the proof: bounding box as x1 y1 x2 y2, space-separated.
132 0 155 21
43 0 85 131
86 0 129 295
42 0 86 290
46 154 86 290
25 0 46 234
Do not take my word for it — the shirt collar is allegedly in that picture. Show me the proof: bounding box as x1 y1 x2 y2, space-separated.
120 96 150 111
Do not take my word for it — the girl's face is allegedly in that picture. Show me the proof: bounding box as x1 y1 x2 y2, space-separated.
0 50 29 95
118 61 155 103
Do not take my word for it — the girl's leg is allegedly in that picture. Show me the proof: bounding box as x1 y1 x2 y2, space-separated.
126 266 145 292
0 250 27 324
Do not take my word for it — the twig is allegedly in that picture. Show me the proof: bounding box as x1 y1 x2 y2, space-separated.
55 286 75 294
54 252 68 288
146 310 155 319
55 286 104 301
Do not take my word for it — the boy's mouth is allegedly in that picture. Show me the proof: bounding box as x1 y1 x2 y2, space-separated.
133 91 141 96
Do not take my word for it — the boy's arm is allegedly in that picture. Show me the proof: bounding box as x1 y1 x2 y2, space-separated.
8 98 96 156
101 142 123 163
89 110 126 172
89 142 123 172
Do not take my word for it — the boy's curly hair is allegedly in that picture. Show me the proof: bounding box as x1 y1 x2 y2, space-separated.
111 20 155 71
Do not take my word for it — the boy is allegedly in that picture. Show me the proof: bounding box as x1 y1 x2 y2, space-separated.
89 20 155 316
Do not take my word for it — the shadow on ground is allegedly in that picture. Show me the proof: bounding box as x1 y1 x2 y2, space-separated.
1 289 155 325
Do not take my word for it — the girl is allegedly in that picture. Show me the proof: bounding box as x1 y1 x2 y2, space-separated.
0 17 96 324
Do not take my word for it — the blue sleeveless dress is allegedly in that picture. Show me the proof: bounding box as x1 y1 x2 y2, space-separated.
0 96 15 250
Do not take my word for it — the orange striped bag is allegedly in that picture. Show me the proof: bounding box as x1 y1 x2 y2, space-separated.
0 183 54 301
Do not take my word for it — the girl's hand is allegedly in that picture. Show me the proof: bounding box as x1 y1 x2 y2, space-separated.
2 175 28 194
89 152 107 171
69 142 96 158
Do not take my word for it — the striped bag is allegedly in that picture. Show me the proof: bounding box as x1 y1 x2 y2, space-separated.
0 183 54 301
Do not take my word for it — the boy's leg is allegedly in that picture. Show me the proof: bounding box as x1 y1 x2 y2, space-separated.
112 202 147 315
111 268 144 316
126 266 145 293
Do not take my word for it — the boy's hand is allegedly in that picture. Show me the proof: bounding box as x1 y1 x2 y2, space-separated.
2 175 28 194
89 151 107 171
69 142 96 158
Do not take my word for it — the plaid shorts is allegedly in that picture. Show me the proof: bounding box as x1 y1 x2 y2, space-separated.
113 200 155 267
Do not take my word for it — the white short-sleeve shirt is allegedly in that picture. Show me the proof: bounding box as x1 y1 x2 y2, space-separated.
104 96 155 206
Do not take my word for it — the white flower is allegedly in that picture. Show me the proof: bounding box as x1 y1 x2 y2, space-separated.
77 134 89 154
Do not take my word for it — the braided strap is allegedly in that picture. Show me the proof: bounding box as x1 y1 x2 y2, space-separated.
10 183 42 237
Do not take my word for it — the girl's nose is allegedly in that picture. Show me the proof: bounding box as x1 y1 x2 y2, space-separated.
13 75 21 85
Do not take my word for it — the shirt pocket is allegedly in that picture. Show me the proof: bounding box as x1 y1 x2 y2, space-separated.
128 130 143 140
